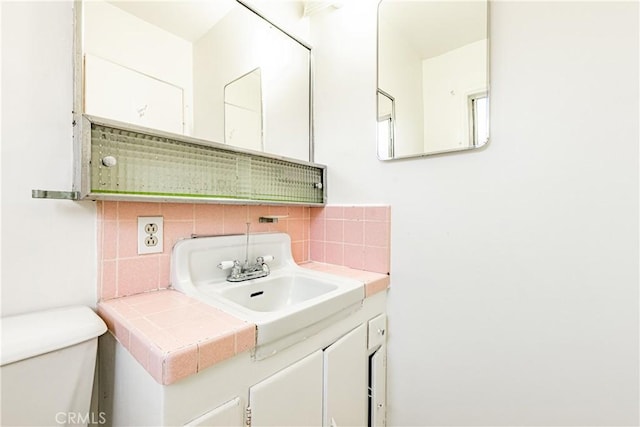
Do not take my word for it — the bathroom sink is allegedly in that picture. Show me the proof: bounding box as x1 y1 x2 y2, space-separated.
171 233 364 353
218 274 338 312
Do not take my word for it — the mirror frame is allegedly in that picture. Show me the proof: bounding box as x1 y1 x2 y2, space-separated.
376 0 491 161
73 0 315 163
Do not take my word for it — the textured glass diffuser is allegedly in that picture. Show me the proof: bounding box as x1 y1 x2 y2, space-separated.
89 121 324 204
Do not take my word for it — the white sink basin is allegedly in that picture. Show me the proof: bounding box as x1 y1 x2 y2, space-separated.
171 233 364 353
219 274 338 312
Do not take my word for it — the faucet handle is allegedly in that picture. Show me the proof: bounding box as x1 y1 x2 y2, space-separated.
256 255 274 263
218 260 238 270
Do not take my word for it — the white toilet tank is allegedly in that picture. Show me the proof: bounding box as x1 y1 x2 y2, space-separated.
1 306 107 426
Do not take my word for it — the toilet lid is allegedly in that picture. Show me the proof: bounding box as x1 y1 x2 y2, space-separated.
0 305 107 366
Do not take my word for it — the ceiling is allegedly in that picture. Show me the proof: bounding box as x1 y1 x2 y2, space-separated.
107 0 313 43
107 0 486 57
107 0 237 42
379 1 488 59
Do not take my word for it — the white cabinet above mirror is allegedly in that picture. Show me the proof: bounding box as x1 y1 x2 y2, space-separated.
377 0 490 160
80 0 312 162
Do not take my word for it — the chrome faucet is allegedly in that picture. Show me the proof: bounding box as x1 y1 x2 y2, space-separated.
217 223 274 282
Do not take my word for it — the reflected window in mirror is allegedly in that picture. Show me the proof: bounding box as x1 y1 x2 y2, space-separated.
80 0 312 162
377 0 490 160
377 90 395 160
469 92 489 147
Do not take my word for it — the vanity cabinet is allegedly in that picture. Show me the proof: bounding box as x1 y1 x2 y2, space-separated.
183 325 369 427
100 292 387 427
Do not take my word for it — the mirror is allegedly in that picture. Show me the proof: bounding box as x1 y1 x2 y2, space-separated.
377 0 490 160
225 68 263 151
81 0 312 162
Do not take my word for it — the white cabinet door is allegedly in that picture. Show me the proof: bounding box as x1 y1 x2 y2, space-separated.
323 324 367 427
249 350 323 427
368 314 388 425
370 346 387 427
184 397 243 427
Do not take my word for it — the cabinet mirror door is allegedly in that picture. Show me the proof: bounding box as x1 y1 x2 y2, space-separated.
80 0 312 162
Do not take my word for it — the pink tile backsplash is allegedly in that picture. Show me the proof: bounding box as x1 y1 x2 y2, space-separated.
97 202 311 300
309 205 391 274
98 202 390 300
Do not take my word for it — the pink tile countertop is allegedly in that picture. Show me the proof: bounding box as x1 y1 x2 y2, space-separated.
300 261 390 297
97 263 389 385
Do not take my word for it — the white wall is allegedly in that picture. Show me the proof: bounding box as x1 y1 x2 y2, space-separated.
1 1 97 316
310 1 639 425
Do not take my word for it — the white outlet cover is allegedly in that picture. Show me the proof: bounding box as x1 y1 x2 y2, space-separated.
138 216 164 255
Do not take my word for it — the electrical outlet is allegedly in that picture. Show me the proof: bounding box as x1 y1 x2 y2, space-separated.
138 216 163 255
